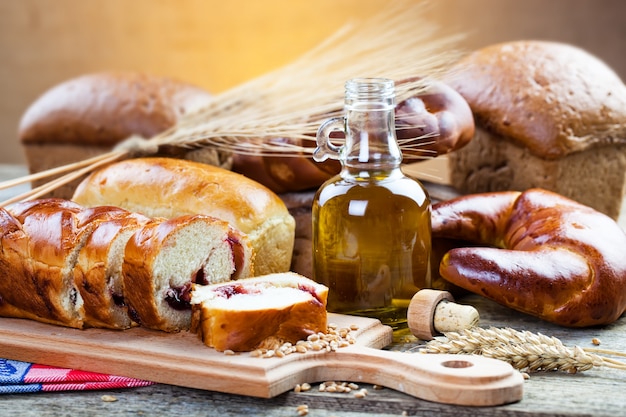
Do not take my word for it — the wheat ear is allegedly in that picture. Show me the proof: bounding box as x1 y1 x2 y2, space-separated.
0 0 465 204
420 327 626 374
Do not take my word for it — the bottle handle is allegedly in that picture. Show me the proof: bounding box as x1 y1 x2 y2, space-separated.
313 117 345 162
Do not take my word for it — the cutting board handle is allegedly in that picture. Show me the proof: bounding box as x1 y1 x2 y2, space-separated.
273 345 524 406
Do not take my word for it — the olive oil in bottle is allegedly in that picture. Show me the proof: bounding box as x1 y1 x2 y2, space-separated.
312 78 431 329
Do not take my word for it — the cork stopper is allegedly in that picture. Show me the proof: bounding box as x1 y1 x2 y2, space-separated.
407 289 480 340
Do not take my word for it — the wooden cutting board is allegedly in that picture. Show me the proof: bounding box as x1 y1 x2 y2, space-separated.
0 313 523 406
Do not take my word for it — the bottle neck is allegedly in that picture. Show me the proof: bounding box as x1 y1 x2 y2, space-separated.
341 79 402 171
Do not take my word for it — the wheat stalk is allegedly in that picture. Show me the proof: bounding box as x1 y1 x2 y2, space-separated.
420 327 626 374
0 0 464 204
147 0 463 156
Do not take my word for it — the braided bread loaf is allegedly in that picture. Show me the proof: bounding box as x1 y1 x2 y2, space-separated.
0 198 253 331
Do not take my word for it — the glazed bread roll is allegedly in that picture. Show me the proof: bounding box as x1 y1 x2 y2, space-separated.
18 71 231 199
231 79 475 193
72 157 296 276
432 188 626 327
190 273 328 352
444 41 626 221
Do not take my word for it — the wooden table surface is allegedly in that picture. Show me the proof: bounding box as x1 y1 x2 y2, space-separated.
1 164 625 417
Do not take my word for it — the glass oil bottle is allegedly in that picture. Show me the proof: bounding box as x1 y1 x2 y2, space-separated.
312 78 431 329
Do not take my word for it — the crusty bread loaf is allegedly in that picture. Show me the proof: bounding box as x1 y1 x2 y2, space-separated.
190 272 328 352
18 71 231 199
72 157 296 276
444 41 626 222
432 188 626 327
123 214 254 332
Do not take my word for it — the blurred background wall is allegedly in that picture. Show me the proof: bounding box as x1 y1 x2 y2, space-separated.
1 0 625 164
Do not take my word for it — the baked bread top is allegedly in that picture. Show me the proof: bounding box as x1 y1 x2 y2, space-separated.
445 41 626 159
19 72 213 147
73 157 291 238
72 157 296 275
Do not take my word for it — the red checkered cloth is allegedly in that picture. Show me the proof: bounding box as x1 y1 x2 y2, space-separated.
0 358 154 393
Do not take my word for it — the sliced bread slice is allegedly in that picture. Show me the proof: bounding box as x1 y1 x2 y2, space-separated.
122 214 254 332
73 209 152 329
190 272 328 352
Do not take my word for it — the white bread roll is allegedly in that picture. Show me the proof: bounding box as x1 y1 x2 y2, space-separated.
190 272 328 352
72 157 296 276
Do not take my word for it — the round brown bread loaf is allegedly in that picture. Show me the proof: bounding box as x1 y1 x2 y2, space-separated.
444 41 626 220
18 71 231 198
72 157 296 276
19 72 214 148
445 41 626 159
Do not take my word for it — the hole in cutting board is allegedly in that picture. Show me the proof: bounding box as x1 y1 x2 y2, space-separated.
441 360 473 369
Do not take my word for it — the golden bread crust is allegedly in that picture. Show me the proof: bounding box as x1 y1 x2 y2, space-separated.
73 157 295 275
432 188 626 327
446 41 626 159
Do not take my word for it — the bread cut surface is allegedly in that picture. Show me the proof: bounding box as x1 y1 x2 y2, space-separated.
123 214 254 332
190 272 328 352
73 157 296 275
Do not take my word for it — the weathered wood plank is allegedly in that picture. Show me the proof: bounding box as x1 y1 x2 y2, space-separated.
1 165 625 416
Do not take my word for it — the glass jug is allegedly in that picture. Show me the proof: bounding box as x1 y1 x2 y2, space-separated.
312 78 432 329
